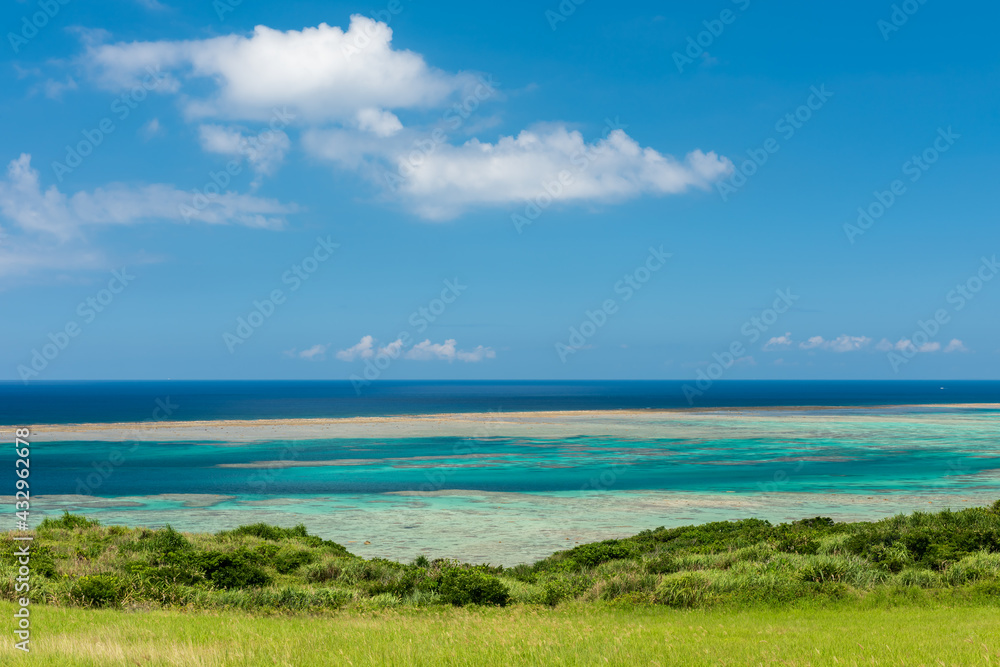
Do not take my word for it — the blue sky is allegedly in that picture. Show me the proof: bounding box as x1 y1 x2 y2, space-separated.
1 0 998 381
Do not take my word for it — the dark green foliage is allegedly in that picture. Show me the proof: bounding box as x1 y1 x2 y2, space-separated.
571 540 637 567
413 555 430 568
197 550 272 589
273 548 316 574
70 575 123 607
439 567 511 606
38 512 100 531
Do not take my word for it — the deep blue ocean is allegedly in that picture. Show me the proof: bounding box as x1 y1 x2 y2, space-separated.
3 380 1000 425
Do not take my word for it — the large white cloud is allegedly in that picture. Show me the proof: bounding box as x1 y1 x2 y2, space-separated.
84 17 467 122
308 125 732 220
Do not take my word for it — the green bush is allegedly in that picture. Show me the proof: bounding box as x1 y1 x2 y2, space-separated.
197 551 271 589
273 548 316 574
566 540 637 568
655 572 714 607
38 512 100 531
439 568 510 606
69 575 123 607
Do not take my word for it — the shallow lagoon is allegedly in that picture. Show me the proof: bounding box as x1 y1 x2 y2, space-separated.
12 406 1000 564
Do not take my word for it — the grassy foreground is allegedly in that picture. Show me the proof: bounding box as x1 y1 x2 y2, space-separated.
2 599 998 665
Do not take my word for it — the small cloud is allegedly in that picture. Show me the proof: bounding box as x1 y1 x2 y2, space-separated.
734 355 756 366
918 342 941 353
140 118 163 139
799 335 826 350
298 344 328 361
378 338 405 357
35 77 77 100
405 338 495 362
799 335 871 352
944 339 970 353
198 124 290 187
336 335 375 361
763 332 793 351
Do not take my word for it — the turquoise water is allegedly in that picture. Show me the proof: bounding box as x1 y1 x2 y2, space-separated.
14 406 1000 563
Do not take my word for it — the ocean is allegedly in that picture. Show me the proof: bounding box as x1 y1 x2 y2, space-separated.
5 380 1000 564
3 379 1000 424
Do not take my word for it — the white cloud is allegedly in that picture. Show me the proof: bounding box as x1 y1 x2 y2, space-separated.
378 338 405 357
381 127 732 219
198 124 291 185
456 345 497 362
763 332 793 351
406 338 495 362
38 77 78 100
140 118 163 139
299 344 328 361
0 153 296 277
918 341 941 353
944 339 969 353
335 335 493 362
798 335 871 352
335 335 375 361
84 17 467 122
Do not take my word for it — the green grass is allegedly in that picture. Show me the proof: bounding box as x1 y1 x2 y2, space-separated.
2 600 998 665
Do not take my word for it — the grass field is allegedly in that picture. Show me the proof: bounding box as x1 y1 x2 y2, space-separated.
2 600 998 665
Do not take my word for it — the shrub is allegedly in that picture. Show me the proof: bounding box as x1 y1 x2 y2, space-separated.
439 568 511 606
566 540 637 568
868 544 912 573
198 551 271 589
644 554 680 574
38 512 99 531
655 572 714 608
273 548 316 574
223 523 310 541
69 575 123 607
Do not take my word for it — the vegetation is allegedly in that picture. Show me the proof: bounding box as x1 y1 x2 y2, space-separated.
3 502 1000 613
2 601 997 666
